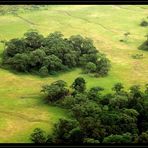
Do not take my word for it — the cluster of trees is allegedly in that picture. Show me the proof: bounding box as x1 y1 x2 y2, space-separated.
0 5 47 15
30 77 148 144
2 30 110 77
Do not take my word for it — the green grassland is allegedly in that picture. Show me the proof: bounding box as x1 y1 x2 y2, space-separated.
0 5 148 143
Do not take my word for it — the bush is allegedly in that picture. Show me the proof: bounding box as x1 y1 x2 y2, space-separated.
30 128 47 143
103 133 132 144
140 20 148 27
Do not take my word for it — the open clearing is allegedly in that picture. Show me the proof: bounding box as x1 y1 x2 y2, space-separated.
0 5 148 142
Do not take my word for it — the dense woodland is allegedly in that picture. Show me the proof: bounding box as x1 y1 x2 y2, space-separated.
2 31 110 77
30 77 148 144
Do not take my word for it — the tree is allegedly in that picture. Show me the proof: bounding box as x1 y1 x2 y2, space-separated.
71 77 86 93
30 128 47 143
130 85 142 99
79 116 105 141
39 66 48 77
41 80 69 102
87 86 104 102
138 131 148 143
4 38 26 57
42 55 63 73
61 93 88 109
52 118 82 144
24 30 44 49
72 101 102 119
9 53 29 72
103 133 132 144
95 54 111 77
109 95 128 109
29 49 46 68
112 83 124 94
84 62 96 73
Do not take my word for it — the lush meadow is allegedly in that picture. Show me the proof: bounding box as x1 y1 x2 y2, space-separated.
0 5 148 142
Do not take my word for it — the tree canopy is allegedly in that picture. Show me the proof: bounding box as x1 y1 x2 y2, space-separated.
2 30 110 77
30 77 148 144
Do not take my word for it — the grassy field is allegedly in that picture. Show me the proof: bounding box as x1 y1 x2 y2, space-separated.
0 5 148 143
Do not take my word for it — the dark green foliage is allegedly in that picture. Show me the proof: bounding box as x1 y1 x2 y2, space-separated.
51 119 83 144
95 54 111 77
39 66 49 77
72 101 102 119
2 31 110 77
61 93 88 109
112 82 124 94
138 131 148 143
103 133 132 144
41 80 69 102
87 86 104 102
31 78 148 144
84 62 96 73
9 53 30 72
24 30 44 49
71 77 86 93
30 128 47 143
140 20 148 27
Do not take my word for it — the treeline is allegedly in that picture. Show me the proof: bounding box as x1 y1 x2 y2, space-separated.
30 77 148 144
2 30 110 77
0 5 47 15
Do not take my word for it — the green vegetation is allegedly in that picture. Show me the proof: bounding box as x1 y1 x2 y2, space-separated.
30 77 148 144
0 5 148 143
2 31 110 77
140 19 148 27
